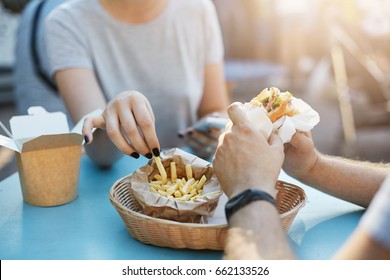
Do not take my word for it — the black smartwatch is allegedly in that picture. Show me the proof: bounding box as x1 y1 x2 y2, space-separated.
225 189 277 223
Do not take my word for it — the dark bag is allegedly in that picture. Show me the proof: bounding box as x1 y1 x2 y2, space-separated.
1 0 31 13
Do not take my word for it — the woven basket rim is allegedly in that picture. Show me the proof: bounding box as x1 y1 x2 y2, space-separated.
279 185 307 218
109 174 307 249
109 175 306 228
109 181 227 229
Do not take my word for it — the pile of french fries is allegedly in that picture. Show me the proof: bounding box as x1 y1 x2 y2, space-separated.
149 157 208 202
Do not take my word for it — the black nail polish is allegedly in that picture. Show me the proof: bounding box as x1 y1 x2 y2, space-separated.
152 148 160 157
84 135 89 144
145 153 153 159
131 152 140 159
177 133 183 139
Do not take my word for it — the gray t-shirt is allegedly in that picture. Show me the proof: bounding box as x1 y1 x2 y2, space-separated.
45 0 223 148
360 173 390 249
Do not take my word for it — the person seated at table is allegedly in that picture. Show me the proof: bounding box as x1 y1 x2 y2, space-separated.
213 102 390 259
44 0 229 167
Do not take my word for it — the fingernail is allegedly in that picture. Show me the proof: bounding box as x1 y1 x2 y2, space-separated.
145 153 153 159
152 148 160 157
84 135 89 144
187 130 193 136
131 152 140 159
177 133 183 138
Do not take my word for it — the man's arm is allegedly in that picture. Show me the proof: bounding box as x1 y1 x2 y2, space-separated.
224 201 295 260
305 154 389 207
334 228 390 259
214 103 295 259
335 175 390 259
283 132 390 208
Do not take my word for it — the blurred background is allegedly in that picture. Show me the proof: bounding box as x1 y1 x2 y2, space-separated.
1 0 390 180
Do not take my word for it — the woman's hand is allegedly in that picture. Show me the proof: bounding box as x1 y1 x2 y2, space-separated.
283 131 319 181
213 102 284 199
82 91 160 159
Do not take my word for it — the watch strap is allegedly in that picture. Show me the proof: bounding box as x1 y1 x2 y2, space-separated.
225 189 277 223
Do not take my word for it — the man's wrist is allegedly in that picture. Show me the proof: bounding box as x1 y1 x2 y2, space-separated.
298 150 322 185
228 184 277 200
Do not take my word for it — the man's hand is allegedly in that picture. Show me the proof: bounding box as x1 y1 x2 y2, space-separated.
283 131 319 181
213 102 284 199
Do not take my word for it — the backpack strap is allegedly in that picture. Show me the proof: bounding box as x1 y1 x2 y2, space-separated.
31 0 58 92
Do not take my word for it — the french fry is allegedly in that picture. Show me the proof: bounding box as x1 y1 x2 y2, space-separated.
158 190 167 196
181 178 195 194
149 180 164 186
149 184 161 191
166 188 176 196
196 175 207 191
149 187 158 194
176 179 184 189
162 184 170 191
148 159 209 201
166 184 178 195
179 194 191 201
185 164 193 179
170 162 177 182
189 188 197 197
174 190 182 198
154 156 167 182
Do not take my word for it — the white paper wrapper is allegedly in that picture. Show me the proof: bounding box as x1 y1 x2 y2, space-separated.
226 97 320 143
130 148 222 223
274 97 320 142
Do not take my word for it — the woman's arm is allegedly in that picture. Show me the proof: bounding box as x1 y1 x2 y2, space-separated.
55 68 106 123
197 62 229 118
180 62 230 159
55 68 123 167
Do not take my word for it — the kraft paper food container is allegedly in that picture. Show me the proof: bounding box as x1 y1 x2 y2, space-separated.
0 106 101 207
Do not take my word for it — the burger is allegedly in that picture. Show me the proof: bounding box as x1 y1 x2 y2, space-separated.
250 87 296 123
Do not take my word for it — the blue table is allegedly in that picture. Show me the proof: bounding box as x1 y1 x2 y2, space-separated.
0 153 364 260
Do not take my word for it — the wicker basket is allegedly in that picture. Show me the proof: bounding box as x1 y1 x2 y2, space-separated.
109 175 306 250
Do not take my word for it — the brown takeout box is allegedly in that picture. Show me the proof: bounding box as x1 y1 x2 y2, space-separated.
0 106 100 206
130 148 222 223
